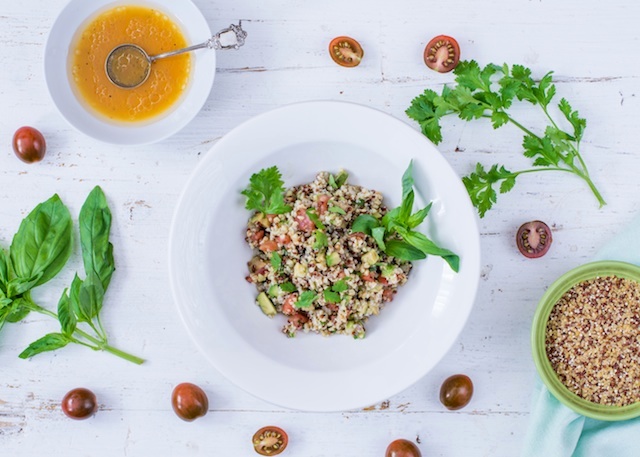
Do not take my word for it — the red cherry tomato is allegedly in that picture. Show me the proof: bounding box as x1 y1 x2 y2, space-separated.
386 439 422 457
329 36 364 67
516 221 552 258
12 126 46 164
252 426 288 455
440 374 474 410
61 388 97 420
423 35 460 73
171 382 209 421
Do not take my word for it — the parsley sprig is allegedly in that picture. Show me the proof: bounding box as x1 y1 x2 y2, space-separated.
241 166 292 215
351 161 459 272
406 60 605 217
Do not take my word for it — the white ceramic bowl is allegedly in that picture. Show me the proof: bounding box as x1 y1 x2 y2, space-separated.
169 101 481 411
44 0 216 145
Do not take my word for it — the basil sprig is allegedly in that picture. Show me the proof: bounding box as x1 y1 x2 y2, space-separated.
0 187 143 364
351 161 460 272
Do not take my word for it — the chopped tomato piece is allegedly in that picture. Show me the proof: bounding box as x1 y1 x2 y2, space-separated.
282 293 298 315
277 234 291 245
288 312 309 328
251 229 265 243
317 194 330 215
382 288 395 302
362 271 377 282
259 239 278 253
295 208 315 232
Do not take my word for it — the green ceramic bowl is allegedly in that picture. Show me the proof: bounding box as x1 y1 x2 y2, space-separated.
531 260 640 421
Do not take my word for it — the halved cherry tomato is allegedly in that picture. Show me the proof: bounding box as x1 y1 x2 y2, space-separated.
329 36 364 67
516 220 552 258
252 426 288 455
423 35 460 73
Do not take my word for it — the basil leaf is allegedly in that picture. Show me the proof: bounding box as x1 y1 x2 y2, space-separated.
0 249 8 288
401 160 415 200
6 296 33 323
313 230 328 250
406 203 433 229
398 228 460 272
328 206 346 215
79 186 115 290
57 290 76 337
305 209 326 230
332 280 348 293
18 333 69 359
10 194 72 288
329 174 337 189
79 271 105 320
334 170 348 188
384 239 427 261
398 189 415 224
271 252 282 271
323 290 342 304
69 274 89 323
381 207 401 233
351 215 380 235
371 226 387 251
295 290 317 309
280 282 297 293
0 292 12 310
6 274 42 297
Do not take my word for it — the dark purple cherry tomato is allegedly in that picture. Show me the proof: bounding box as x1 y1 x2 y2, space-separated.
516 220 552 258
440 374 473 410
423 35 460 73
171 382 209 421
385 439 422 457
252 426 288 455
61 387 97 420
12 126 46 164
329 36 364 67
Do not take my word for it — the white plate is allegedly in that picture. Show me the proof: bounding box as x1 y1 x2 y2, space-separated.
44 0 215 145
169 101 481 411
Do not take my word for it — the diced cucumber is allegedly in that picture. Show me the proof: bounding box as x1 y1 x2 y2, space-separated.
362 250 379 266
326 252 341 267
256 292 277 317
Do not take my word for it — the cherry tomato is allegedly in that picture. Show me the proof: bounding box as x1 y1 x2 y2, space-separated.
516 220 552 258
440 374 473 410
423 35 460 73
12 126 46 164
171 382 209 421
61 387 97 420
329 36 364 67
385 439 422 457
252 426 288 455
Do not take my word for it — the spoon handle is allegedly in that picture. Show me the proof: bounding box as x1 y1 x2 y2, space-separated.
149 42 210 61
148 22 247 62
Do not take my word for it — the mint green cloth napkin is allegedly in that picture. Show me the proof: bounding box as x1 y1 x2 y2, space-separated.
522 216 640 457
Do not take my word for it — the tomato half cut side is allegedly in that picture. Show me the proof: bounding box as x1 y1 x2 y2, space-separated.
423 35 460 73
252 426 288 455
329 36 364 67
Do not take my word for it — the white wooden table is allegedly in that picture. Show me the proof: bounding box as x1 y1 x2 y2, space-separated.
2 1 639 455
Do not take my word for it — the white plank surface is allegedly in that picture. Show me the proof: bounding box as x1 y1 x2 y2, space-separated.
1 0 639 455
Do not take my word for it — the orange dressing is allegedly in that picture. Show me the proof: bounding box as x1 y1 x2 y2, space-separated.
70 5 191 123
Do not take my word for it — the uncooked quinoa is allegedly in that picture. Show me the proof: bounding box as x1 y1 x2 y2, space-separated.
244 171 412 338
545 275 640 406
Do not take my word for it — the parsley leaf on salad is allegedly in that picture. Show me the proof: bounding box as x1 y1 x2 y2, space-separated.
241 166 292 215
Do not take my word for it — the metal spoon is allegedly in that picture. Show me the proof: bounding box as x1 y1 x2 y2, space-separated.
105 23 247 89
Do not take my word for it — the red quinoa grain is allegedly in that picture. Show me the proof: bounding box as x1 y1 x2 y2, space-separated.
545 275 640 406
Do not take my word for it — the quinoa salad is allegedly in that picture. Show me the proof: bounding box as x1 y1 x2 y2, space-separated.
244 171 412 338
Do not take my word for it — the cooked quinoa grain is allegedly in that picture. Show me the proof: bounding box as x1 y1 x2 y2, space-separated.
545 275 640 406
245 171 412 338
